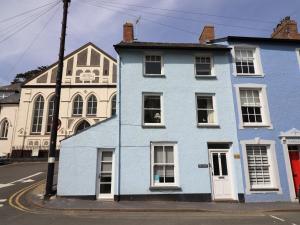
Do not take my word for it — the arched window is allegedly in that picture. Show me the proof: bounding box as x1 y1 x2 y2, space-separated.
0 120 9 138
75 120 90 133
72 95 83 116
46 96 55 133
31 95 44 134
87 95 97 116
111 94 116 116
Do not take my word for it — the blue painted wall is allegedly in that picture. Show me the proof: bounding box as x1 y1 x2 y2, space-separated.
118 49 243 198
222 40 300 202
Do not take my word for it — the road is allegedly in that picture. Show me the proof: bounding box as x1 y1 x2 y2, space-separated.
1 162 300 225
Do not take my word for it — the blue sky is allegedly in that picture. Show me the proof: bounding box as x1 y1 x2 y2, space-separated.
0 0 299 84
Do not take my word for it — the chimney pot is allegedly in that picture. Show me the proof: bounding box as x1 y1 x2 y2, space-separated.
271 17 300 40
199 25 215 44
123 22 134 43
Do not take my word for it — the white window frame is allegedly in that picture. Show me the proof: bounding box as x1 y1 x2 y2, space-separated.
142 92 164 127
86 94 97 116
31 95 45 134
240 139 281 194
143 54 164 76
235 84 272 129
72 95 83 116
194 54 215 78
150 142 179 187
0 119 9 139
195 93 219 127
296 48 300 71
231 45 264 77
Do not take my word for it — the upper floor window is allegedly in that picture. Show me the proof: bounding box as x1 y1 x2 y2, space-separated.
236 85 272 128
143 93 163 126
72 95 83 116
87 95 97 116
144 55 163 75
111 94 116 116
31 95 44 134
196 95 217 126
151 143 177 186
0 119 9 138
46 96 55 133
234 47 260 75
195 56 213 76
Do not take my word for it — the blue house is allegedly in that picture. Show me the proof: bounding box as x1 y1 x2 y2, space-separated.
212 17 300 202
57 23 244 202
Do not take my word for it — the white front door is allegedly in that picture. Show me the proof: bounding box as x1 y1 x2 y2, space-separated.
97 150 114 200
209 150 233 200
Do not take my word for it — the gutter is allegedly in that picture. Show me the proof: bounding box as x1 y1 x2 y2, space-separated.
117 56 122 201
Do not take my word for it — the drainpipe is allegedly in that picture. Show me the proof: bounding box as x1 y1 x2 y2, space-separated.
117 56 122 201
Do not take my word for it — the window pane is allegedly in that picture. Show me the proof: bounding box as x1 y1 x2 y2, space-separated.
212 153 220 176
100 173 111 182
145 62 161 74
100 183 111 193
101 162 112 172
197 97 213 109
165 146 174 163
220 153 228 176
144 109 161 123
198 110 208 123
154 146 164 163
144 96 160 108
165 165 175 183
154 165 164 183
102 152 112 161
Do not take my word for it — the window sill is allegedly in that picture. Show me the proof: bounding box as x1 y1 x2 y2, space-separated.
235 74 264 78
197 124 220 128
30 133 42 136
149 186 182 191
142 125 166 129
72 115 83 118
195 75 217 79
0 138 8 140
241 124 272 129
143 74 166 78
249 188 279 192
86 115 97 117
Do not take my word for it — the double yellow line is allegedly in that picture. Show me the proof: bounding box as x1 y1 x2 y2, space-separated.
9 179 46 214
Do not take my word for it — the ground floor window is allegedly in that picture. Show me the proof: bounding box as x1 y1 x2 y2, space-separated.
151 142 177 186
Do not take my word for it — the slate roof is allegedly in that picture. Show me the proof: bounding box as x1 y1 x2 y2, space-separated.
210 36 300 44
0 93 20 104
0 83 21 92
114 41 230 51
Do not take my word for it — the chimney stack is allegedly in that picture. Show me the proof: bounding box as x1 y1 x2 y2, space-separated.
271 16 300 40
199 25 215 44
123 22 134 43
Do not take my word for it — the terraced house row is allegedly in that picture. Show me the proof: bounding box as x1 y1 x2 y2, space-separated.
57 17 300 203
1 17 300 203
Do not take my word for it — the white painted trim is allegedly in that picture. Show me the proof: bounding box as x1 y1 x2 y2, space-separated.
231 45 264 77
296 48 300 71
142 92 164 127
234 84 273 129
195 93 219 126
280 129 300 202
194 53 215 77
96 148 115 200
240 138 281 194
150 142 179 187
143 53 165 76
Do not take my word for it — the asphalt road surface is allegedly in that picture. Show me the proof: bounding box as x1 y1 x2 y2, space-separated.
1 162 300 225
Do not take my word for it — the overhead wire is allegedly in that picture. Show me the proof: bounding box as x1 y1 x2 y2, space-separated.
82 0 271 33
8 2 61 77
0 2 60 44
87 0 277 24
0 0 60 24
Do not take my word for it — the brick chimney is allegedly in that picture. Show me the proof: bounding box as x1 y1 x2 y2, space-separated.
271 16 300 39
123 22 134 43
199 25 215 44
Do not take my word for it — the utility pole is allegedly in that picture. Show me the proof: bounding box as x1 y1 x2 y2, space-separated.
45 0 71 198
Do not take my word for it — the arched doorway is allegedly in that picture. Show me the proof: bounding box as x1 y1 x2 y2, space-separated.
75 120 90 133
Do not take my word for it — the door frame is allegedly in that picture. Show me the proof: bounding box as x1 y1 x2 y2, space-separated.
280 129 300 202
208 148 235 201
96 148 115 200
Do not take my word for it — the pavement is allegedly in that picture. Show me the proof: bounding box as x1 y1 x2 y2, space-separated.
2 162 300 225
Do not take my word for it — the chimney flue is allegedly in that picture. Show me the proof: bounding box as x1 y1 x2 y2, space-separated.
199 25 215 44
271 17 300 40
123 22 134 43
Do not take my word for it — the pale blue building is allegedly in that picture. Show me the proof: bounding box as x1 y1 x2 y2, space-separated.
57 24 244 202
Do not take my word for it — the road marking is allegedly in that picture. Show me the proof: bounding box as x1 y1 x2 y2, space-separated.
21 179 35 183
0 183 14 188
0 199 7 203
0 204 3 208
292 223 297 225
11 172 43 184
270 215 285 222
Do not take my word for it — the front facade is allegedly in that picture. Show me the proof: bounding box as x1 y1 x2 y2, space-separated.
213 36 300 202
0 43 117 157
58 24 244 202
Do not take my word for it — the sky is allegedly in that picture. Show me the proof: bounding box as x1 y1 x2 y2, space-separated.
0 0 299 85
